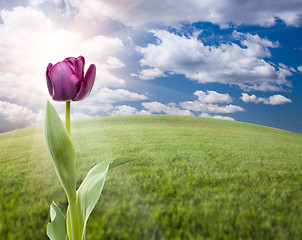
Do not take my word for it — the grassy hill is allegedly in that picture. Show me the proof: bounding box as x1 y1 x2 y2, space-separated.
1 115 302 239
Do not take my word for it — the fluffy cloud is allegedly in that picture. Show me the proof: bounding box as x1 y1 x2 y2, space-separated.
142 102 194 116
241 93 292 105
138 68 166 80
194 90 232 104
180 102 245 114
137 30 292 91
0 7 126 106
77 88 148 115
200 113 235 121
82 36 124 63
141 90 244 116
111 105 141 116
77 104 149 117
179 90 244 114
61 0 302 28
87 88 148 104
140 100 239 120
0 6 133 132
0 100 43 133
0 72 48 105
298 66 302 73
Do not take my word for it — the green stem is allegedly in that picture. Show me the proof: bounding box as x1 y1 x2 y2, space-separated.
66 101 78 239
65 101 71 135
69 197 79 240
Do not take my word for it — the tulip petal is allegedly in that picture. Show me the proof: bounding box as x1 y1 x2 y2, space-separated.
64 56 85 81
46 63 54 97
50 62 80 101
73 64 96 101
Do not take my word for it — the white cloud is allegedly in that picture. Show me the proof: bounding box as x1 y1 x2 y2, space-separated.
140 99 239 119
0 100 43 133
179 89 244 114
0 7 126 102
298 66 302 73
200 113 235 121
111 105 139 116
1 7 77 75
138 68 166 80
94 68 126 88
232 31 279 57
194 90 232 104
137 30 291 91
60 0 302 28
0 6 128 132
138 90 243 117
241 93 292 105
142 101 194 116
89 88 148 104
0 72 49 105
103 57 125 69
82 35 124 63
77 88 148 115
29 0 62 7
180 101 245 114
268 95 292 105
135 110 150 115
241 93 259 103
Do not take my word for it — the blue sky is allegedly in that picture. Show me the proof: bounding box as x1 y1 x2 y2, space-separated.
0 0 301 133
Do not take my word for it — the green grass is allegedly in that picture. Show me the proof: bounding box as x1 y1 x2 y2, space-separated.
1 115 302 239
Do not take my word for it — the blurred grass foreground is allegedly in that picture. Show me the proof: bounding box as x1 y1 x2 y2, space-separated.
1 115 302 239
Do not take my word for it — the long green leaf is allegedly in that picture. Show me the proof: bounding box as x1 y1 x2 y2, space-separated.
44 100 76 201
66 206 72 240
46 202 67 240
108 157 136 170
76 157 135 240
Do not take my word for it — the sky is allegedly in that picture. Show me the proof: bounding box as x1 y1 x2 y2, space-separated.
0 0 302 134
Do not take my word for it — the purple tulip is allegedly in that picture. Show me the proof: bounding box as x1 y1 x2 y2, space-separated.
46 56 96 101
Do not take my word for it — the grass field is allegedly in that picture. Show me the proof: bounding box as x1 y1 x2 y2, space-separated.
1 115 302 239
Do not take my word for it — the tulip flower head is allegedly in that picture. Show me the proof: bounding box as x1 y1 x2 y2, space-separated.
46 56 96 101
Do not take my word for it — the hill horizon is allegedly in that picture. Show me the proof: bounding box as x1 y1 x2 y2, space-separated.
1 114 302 136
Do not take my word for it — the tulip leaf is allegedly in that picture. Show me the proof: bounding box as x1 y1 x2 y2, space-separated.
108 157 136 170
44 100 76 201
46 202 67 240
66 206 72 240
76 157 135 239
